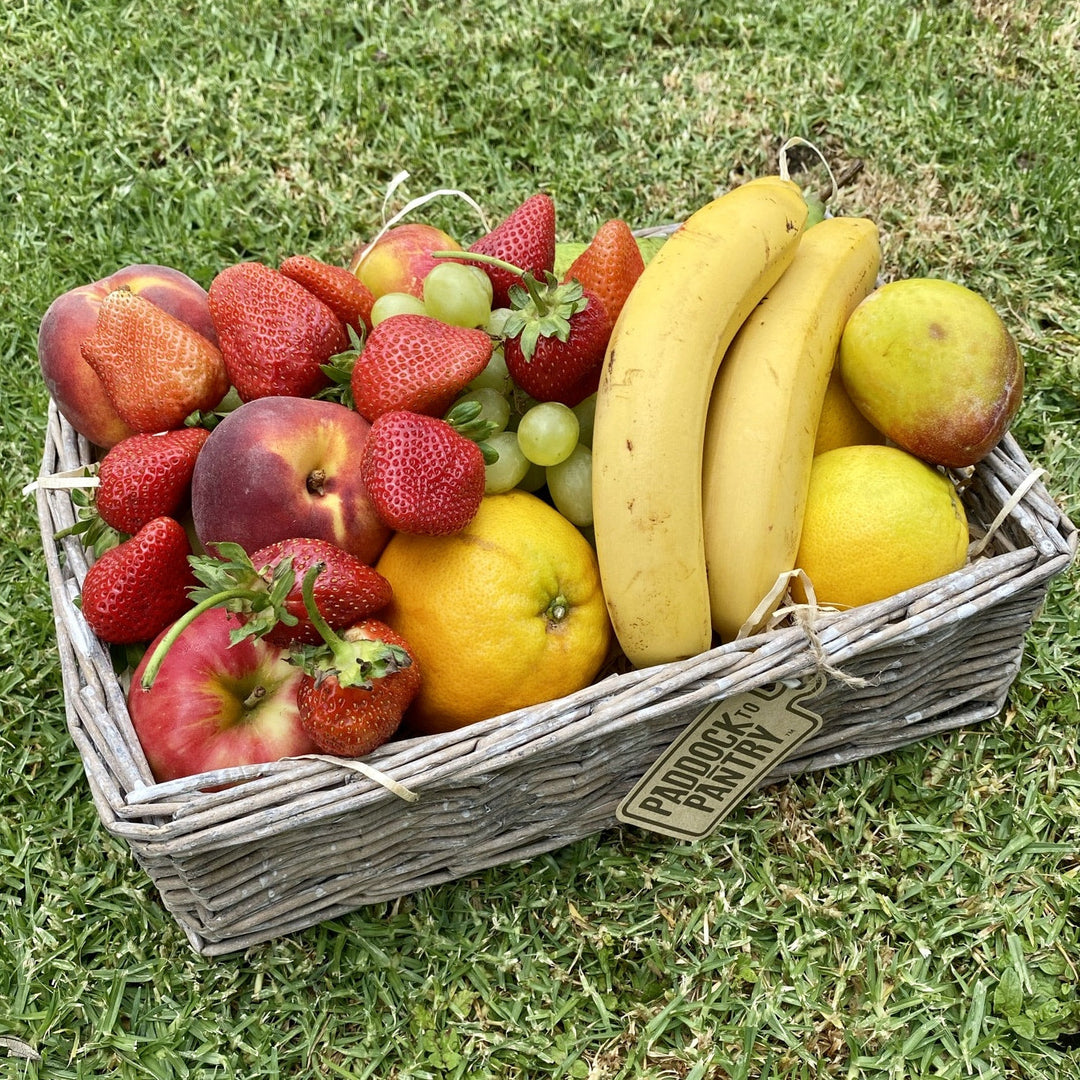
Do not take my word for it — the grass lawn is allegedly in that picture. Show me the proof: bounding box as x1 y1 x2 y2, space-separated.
2 0 1079 1077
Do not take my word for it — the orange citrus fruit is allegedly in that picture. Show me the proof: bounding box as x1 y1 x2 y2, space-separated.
374 490 612 733
813 364 885 456
793 444 969 610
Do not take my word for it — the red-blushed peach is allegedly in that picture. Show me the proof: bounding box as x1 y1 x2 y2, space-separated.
348 223 462 299
38 263 219 449
190 396 391 565
839 278 1023 468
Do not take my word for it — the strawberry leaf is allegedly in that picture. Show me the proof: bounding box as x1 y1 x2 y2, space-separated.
502 271 590 362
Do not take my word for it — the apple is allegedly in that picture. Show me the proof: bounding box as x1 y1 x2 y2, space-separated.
129 607 317 783
38 263 219 449
348 223 462 299
190 396 391 564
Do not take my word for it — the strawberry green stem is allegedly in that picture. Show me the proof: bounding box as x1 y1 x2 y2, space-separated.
431 248 553 309
431 249 524 277
140 586 259 690
300 563 343 651
299 564 411 689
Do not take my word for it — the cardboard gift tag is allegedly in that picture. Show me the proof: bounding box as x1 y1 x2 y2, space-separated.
616 675 825 841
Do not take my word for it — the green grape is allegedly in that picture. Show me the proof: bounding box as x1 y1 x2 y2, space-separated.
468 346 512 394
517 459 548 493
455 387 511 434
371 292 427 325
422 262 493 328
572 393 597 447
485 306 515 337
516 401 580 467
546 444 593 527
484 431 530 494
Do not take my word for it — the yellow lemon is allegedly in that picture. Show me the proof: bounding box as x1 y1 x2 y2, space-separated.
813 364 885 455
375 490 613 734
793 444 969 610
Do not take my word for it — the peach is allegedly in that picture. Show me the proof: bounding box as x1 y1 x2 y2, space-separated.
348 223 461 299
38 264 219 449
190 396 391 565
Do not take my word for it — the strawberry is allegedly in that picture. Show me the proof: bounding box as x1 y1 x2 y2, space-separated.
96 427 210 536
563 218 645 335
291 567 420 757
296 618 420 757
243 538 392 647
138 537 394 689
350 314 493 422
80 516 196 645
501 274 610 407
279 254 375 337
80 288 229 433
208 262 349 401
360 408 488 535
468 192 556 308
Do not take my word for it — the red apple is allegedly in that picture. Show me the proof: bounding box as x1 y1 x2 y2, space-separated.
348 223 462 299
190 396 391 564
38 263 220 449
129 607 317 783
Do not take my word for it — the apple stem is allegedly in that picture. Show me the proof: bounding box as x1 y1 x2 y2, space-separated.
139 586 260 691
242 685 267 710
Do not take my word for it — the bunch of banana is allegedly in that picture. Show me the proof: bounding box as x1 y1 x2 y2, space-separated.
591 175 808 668
703 215 881 642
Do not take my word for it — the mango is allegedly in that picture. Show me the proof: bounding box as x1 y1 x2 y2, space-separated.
839 278 1023 468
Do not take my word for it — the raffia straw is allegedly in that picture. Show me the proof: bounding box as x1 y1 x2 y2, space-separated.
23 465 99 496
968 467 1049 559
352 170 492 277
778 136 839 203
305 755 420 803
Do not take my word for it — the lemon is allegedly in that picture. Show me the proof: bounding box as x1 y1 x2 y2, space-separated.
793 444 969 610
374 490 612 734
813 364 885 456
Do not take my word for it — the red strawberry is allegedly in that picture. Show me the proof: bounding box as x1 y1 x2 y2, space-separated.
468 193 556 308
360 409 487 535
80 288 229 433
350 314 493 421
96 427 210 536
208 262 349 401
502 276 610 407
279 254 376 336
296 617 420 757
80 516 196 645
290 565 419 757
248 538 392 646
563 219 645 334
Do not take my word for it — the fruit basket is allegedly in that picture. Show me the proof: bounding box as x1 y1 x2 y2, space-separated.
36 397 1076 955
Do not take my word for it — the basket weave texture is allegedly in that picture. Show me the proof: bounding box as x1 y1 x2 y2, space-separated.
36 400 1076 955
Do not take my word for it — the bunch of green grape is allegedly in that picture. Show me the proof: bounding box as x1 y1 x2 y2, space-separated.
402 261 597 530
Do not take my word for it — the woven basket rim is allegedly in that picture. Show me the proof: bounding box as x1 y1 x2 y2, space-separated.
37 399 1077 829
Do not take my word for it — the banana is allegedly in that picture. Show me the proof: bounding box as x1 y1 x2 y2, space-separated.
591 176 808 668
702 215 881 642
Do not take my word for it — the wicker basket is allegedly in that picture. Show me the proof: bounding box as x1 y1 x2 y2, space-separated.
36 399 1076 955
